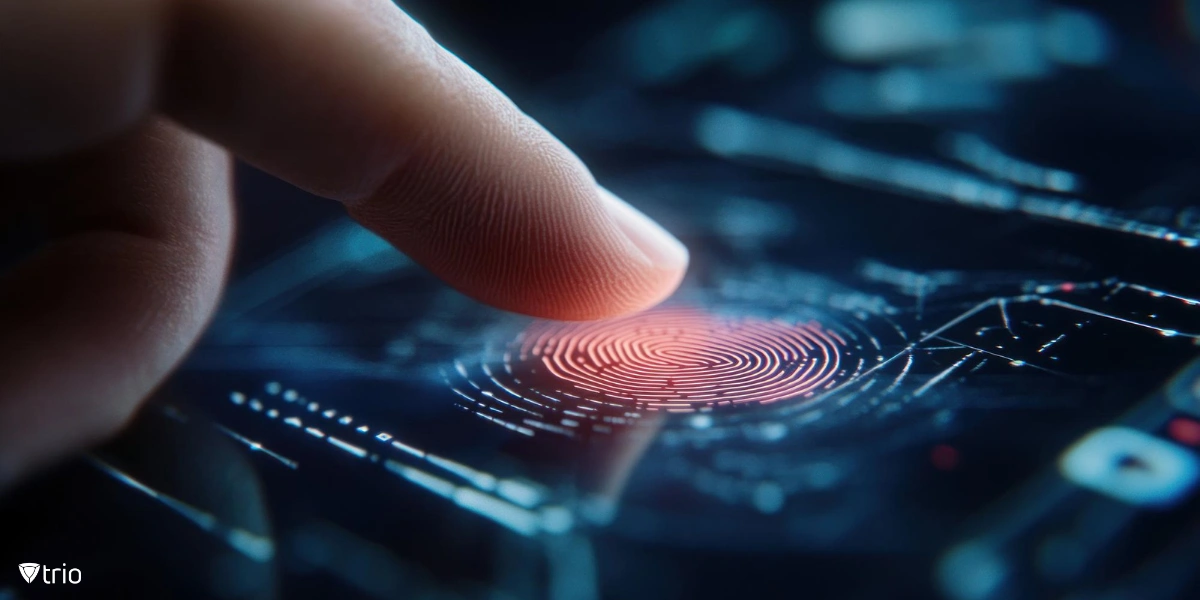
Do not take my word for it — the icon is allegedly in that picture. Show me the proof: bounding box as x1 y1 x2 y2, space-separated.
1059 426 1200 508
18 563 40 584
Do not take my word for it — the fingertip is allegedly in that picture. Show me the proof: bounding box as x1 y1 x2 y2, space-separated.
588 187 689 318
597 187 689 274
348 181 689 322
471 183 689 321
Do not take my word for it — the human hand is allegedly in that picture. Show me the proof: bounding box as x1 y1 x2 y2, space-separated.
0 0 688 486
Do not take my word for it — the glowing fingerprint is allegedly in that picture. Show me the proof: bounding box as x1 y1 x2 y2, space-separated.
518 308 848 412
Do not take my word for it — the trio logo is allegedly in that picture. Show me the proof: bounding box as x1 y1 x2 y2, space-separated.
18 562 81 584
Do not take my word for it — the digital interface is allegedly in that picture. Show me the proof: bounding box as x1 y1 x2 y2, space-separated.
7 0 1200 599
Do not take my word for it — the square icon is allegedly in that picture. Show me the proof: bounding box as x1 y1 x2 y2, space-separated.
1059 426 1199 508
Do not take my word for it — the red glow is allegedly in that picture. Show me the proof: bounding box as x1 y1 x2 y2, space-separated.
519 308 847 412
1168 417 1200 447
1060 283 1076 292
931 444 960 471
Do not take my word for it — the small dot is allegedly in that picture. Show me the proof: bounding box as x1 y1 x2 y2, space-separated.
931 444 960 471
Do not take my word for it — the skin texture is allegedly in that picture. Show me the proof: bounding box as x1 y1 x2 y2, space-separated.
0 0 688 486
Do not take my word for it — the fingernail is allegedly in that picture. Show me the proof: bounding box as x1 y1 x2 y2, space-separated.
598 187 689 270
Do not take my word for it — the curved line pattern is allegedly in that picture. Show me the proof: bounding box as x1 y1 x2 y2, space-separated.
518 308 847 412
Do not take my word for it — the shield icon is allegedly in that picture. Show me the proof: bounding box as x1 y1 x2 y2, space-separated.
18 563 40 583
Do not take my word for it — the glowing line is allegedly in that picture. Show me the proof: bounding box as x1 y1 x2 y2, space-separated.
934 337 1064 375
1038 334 1066 353
89 457 274 562
947 133 1081 193
1039 299 1200 339
327 436 368 458
216 425 298 469
472 411 535 436
696 106 1200 248
383 461 553 537
426 455 497 491
452 487 540 537
999 299 1017 339
1125 283 1200 305
391 440 425 458
914 351 978 398
385 460 455 498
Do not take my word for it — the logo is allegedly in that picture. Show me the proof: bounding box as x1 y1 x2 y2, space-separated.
16 563 81 584
18 563 39 584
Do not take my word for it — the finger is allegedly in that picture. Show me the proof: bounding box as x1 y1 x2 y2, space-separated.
0 120 233 485
0 0 688 320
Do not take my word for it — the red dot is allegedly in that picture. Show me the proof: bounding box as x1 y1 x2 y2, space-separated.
1060 283 1075 292
1168 418 1200 446
931 444 960 471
